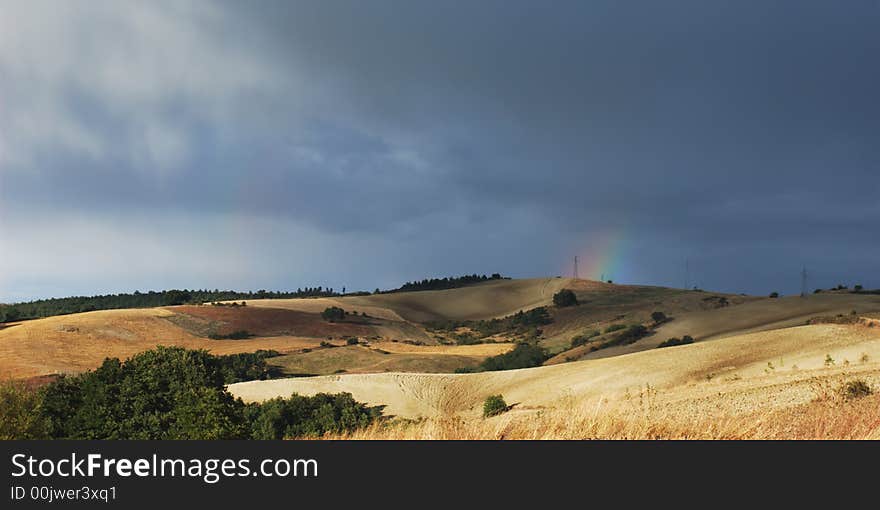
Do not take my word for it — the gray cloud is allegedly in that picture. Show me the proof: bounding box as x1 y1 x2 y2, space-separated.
1 0 879 300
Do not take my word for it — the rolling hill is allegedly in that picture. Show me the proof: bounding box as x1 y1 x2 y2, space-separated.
5 276 880 438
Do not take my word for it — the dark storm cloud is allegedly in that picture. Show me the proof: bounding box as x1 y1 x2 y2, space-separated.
1 1 879 300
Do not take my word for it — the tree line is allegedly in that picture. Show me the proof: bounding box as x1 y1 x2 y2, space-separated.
380 273 506 294
0 287 340 323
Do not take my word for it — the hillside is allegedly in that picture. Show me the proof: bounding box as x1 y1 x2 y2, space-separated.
241 277 572 323
230 322 880 427
5 277 880 395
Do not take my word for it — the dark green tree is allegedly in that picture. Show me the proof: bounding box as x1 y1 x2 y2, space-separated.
321 306 346 322
552 289 578 307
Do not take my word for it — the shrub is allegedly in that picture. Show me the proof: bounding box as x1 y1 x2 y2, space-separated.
209 330 251 340
651 311 668 324
854 285 864 291
321 306 346 322
425 307 551 341
552 289 578 307
842 380 872 400
478 343 548 372
657 335 695 348
604 324 627 334
0 382 50 440
453 332 483 345
245 392 382 439
570 330 599 348
345 337 359 346
769 292 779 298
615 324 648 345
483 395 508 418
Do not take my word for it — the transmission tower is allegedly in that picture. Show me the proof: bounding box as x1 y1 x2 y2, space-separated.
684 258 690 290
573 256 579 279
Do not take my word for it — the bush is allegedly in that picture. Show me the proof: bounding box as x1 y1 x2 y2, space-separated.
0 382 49 440
571 330 600 348
425 307 551 341
552 289 578 307
769 292 779 298
592 325 649 351
245 392 382 439
345 337 359 346
657 335 695 348
616 324 648 345
843 380 872 400
483 395 508 418
604 324 627 334
209 330 251 340
478 343 548 372
651 311 668 324
321 306 346 322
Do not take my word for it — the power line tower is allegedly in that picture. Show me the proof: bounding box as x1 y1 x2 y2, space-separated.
684 257 691 290
800 266 808 298
573 256 579 279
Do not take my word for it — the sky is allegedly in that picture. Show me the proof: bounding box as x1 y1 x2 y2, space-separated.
1 1 879 302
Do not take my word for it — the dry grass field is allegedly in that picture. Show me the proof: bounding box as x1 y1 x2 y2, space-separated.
267 342 514 376
230 321 880 438
242 278 571 323
326 391 880 440
5 277 880 439
0 308 332 379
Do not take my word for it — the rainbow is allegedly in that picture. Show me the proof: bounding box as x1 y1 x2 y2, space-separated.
570 229 629 282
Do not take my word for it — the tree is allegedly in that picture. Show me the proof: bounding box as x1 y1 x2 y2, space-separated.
651 311 668 324
769 292 779 298
40 347 248 439
321 306 346 322
36 347 377 440
552 289 578 307
483 395 508 418
0 382 49 439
